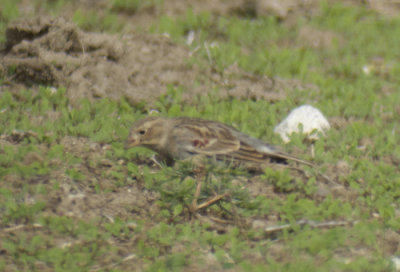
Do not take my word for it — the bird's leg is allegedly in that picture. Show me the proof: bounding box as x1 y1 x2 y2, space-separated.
150 154 163 169
190 166 205 212
190 166 228 212
191 176 203 210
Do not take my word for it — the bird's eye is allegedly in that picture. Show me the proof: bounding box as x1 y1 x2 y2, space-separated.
138 130 146 135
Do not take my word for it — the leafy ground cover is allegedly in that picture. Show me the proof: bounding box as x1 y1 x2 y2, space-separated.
0 0 400 271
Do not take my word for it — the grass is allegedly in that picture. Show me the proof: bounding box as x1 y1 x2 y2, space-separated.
1 1 400 271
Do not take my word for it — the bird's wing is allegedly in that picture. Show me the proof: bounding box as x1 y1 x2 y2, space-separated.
174 122 241 155
187 133 284 164
172 118 312 166
173 119 276 163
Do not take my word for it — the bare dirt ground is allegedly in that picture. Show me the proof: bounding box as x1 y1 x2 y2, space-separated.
1 0 400 270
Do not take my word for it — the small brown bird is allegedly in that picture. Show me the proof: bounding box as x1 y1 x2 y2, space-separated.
125 116 313 211
125 116 312 167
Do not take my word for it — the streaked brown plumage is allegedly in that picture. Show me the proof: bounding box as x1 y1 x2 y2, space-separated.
125 116 312 167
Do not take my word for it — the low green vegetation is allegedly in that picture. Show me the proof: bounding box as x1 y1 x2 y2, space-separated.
1 1 400 271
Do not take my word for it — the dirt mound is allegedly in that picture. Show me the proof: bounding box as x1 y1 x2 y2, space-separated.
1 17 199 105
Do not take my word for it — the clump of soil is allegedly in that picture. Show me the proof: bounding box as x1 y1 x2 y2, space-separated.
1 17 198 105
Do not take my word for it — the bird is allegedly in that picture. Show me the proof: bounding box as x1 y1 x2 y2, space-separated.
125 116 313 211
125 116 312 167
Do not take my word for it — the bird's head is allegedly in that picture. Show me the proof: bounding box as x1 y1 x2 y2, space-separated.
125 117 168 150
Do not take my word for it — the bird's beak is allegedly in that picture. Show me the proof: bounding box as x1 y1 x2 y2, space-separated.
125 136 139 149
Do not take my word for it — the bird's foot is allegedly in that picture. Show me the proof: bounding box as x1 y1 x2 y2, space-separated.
190 178 229 212
190 193 229 212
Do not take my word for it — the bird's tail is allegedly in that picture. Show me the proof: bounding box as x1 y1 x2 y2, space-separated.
258 145 313 166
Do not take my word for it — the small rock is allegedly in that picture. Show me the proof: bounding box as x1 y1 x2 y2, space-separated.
274 105 330 143
186 30 195 46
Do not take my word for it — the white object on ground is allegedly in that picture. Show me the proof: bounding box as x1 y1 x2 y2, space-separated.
274 105 330 143
391 256 400 271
